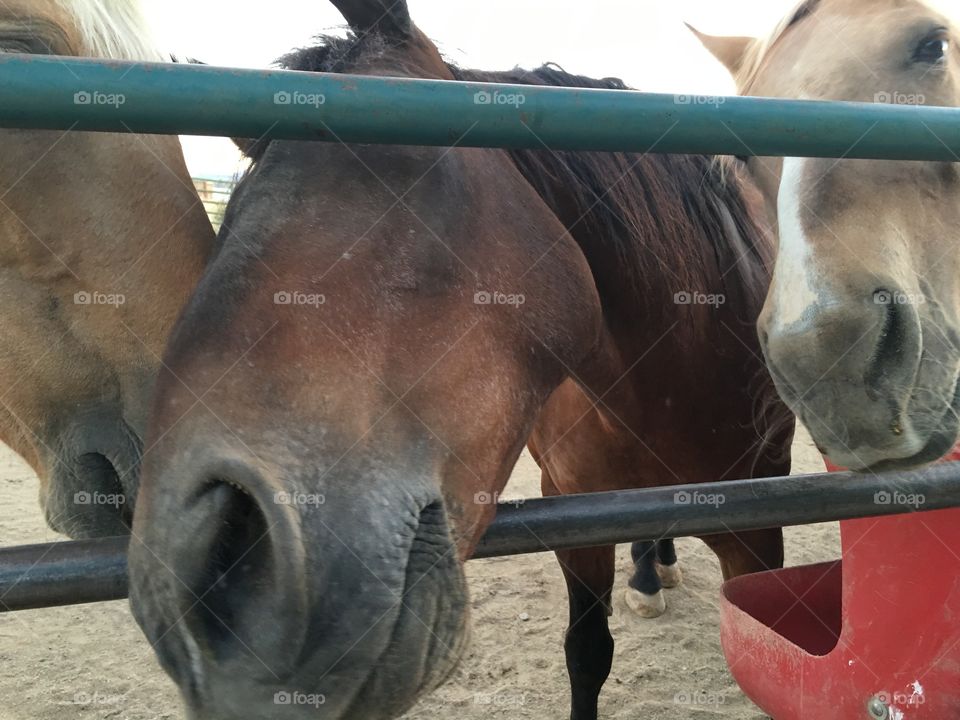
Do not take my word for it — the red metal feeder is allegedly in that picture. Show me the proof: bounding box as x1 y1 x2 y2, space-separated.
720 452 960 719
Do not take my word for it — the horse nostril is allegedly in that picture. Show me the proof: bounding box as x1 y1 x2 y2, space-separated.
76 452 123 494
865 288 911 395
190 481 269 647
149 461 310 680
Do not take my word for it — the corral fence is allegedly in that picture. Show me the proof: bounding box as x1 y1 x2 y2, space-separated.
2 54 960 612
193 176 236 230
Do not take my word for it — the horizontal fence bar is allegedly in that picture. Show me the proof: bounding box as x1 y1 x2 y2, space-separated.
0 535 128 611
2 56 960 160
3 463 960 611
474 464 960 557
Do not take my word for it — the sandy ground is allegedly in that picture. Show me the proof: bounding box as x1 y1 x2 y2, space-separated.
0 427 838 720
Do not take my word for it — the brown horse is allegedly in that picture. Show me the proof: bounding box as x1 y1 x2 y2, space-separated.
128 2 791 719
692 0 960 471
0 0 216 538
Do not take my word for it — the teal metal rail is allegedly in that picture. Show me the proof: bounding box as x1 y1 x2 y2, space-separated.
2 55 960 160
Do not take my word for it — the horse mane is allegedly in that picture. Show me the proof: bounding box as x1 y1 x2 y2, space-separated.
277 31 431 77
449 63 774 329
736 0 820 90
0 0 164 61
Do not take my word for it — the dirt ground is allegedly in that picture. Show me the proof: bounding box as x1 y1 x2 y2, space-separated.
0 427 838 720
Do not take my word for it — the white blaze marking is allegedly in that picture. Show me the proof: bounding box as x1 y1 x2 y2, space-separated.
772 157 821 327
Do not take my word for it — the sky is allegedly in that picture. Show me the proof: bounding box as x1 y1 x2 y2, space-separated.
131 0 832 177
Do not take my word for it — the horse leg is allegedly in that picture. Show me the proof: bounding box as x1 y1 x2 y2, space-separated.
699 527 784 581
537 460 615 720
557 545 615 720
625 540 666 618
655 539 682 588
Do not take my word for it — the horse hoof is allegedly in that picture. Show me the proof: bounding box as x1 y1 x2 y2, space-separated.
624 587 666 618
657 562 682 588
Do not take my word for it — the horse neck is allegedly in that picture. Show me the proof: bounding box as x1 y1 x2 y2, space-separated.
504 150 772 338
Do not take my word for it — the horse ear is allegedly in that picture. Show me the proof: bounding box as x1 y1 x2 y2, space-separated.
685 23 754 77
329 0 413 38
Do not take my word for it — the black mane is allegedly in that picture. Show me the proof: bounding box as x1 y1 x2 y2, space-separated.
278 32 390 73
447 62 772 326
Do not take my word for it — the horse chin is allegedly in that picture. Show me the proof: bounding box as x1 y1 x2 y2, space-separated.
861 429 959 473
43 449 138 539
172 558 470 720
861 383 960 472
39 411 141 538
130 466 471 720
807 377 960 473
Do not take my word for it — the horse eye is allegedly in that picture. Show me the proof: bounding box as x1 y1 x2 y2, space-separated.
915 33 949 64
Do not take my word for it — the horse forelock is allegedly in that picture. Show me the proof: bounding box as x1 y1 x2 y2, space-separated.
279 33 380 74
0 0 164 61
737 0 822 90
739 0 960 92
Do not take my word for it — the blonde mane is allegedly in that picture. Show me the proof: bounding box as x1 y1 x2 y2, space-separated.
0 0 164 61
736 0 818 90
54 0 164 60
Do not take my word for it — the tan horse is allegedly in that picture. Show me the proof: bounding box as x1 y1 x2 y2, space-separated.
690 0 960 471
0 0 215 537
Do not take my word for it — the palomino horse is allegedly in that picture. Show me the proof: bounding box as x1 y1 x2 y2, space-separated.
0 0 216 537
692 0 960 471
128 2 792 719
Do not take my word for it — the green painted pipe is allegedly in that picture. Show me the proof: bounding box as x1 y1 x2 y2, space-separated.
2 55 960 160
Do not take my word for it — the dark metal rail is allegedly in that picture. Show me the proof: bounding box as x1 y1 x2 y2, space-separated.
3 464 960 612
0 535 128 611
